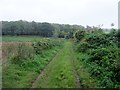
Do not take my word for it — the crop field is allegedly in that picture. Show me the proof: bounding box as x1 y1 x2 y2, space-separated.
2 29 120 89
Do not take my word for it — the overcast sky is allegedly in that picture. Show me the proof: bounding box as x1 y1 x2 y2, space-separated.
0 0 119 28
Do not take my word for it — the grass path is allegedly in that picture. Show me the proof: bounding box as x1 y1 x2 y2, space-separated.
31 41 81 88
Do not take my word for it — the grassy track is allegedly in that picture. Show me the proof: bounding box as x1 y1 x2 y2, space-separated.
33 41 79 88
3 39 97 88
2 47 61 88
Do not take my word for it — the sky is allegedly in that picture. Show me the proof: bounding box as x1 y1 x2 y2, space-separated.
0 0 119 28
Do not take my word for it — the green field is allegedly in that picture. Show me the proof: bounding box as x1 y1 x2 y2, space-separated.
2 36 44 42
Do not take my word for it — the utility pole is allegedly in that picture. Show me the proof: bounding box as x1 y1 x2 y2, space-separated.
118 1 120 29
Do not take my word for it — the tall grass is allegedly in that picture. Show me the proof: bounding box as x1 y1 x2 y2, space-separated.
2 38 64 88
2 42 34 67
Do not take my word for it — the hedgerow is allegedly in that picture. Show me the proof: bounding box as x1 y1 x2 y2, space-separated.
75 29 120 88
32 38 63 54
10 38 63 65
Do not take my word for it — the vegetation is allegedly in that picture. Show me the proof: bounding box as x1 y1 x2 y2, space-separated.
32 38 62 54
74 29 120 88
2 36 43 42
35 42 77 88
2 38 64 88
75 29 86 41
2 20 120 88
2 20 84 38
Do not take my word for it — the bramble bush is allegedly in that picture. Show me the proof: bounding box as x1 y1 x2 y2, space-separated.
32 38 63 54
75 29 120 88
76 42 90 53
75 29 86 41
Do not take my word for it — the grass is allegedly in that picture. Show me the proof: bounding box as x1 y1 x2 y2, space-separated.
75 52 98 88
2 46 61 88
3 64 38 88
2 36 42 42
35 41 78 88
2 42 34 68
2 39 99 88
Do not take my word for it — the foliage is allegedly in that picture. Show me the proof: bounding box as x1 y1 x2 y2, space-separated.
32 38 63 54
75 29 120 88
2 37 64 88
2 20 84 38
11 43 35 64
2 36 43 42
2 21 54 37
58 31 65 38
36 42 78 88
85 33 111 49
3 47 60 88
75 29 85 41
76 42 90 53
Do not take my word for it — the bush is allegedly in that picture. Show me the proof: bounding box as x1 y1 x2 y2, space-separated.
32 38 63 54
75 29 86 41
75 29 120 88
83 47 120 88
76 42 90 53
11 43 35 64
85 33 111 49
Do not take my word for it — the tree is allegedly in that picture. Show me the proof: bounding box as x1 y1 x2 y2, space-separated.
2 20 85 38
40 23 54 37
58 31 65 38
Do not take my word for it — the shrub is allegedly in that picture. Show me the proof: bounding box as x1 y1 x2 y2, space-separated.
76 42 90 53
32 38 63 54
75 29 86 41
11 43 34 64
85 33 111 49
84 47 120 87
75 29 120 88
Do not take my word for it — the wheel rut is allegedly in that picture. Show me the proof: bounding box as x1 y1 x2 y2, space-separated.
30 49 62 89
70 46 83 89
30 41 83 88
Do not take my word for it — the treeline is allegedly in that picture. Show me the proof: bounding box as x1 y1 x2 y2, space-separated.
2 20 84 38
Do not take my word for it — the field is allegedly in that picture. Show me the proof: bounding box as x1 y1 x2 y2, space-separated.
2 36 65 87
2 29 120 89
2 36 47 42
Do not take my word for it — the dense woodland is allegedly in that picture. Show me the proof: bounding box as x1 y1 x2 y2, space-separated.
2 20 85 38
